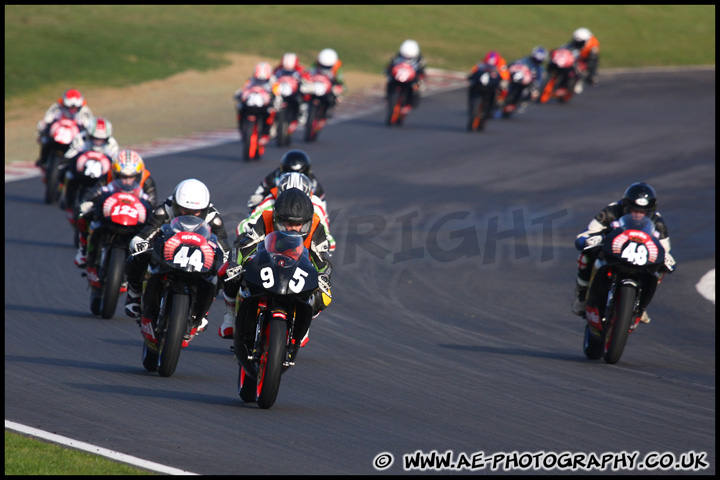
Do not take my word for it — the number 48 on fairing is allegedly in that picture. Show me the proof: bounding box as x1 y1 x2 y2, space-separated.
621 242 649 266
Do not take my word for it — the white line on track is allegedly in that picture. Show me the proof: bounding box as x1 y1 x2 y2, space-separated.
5 420 199 475
696 268 715 304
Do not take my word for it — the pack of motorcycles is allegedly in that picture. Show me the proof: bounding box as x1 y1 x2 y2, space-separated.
39 50 654 409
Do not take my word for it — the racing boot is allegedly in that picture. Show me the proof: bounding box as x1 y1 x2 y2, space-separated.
124 286 142 319
571 279 589 316
218 292 236 339
74 245 87 269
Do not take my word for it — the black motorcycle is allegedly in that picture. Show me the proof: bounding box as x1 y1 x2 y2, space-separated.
467 64 501 131
581 214 669 364
139 215 222 377
232 231 319 409
273 73 304 146
501 62 534 118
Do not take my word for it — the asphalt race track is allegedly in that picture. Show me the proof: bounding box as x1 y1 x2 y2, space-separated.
5 69 715 475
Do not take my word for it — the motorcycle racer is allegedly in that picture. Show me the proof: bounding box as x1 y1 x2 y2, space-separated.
384 39 427 109
123 178 230 325
510 45 548 104
59 117 119 213
308 48 345 117
74 150 157 268
469 50 511 106
273 52 312 133
246 149 325 209
572 182 675 323
218 188 333 342
234 62 278 147
557 27 600 92
239 172 334 254
36 89 94 170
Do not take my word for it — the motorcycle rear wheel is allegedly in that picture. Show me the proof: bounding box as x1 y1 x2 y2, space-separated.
157 293 190 377
256 317 287 409
603 284 635 364
99 246 126 319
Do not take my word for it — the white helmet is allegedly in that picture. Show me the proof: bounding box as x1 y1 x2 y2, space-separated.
572 28 592 45
399 39 420 59
282 52 298 71
173 178 210 217
317 48 338 68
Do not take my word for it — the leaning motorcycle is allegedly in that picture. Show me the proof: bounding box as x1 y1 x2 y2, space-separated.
232 231 319 409
467 65 501 132
581 214 668 364
236 86 275 161
139 215 221 377
273 74 304 147
385 61 418 126
304 73 334 143
84 180 151 319
61 150 112 248
538 48 578 104
501 63 534 118
43 117 79 204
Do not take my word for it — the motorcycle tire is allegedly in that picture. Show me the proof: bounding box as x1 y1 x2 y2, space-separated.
304 103 322 143
238 366 257 403
256 317 287 409
603 284 636 364
386 90 402 126
142 342 159 372
241 119 258 162
99 246 126 319
275 109 290 147
468 94 489 132
583 324 604 360
157 293 190 377
44 153 62 204
539 76 556 104
90 288 101 316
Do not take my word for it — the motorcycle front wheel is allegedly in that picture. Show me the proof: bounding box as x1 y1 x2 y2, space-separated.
99 246 126 319
44 153 62 204
238 366 257 403
157 293 190 377
256 317 287 409
241 119 259 162
603 284 635 364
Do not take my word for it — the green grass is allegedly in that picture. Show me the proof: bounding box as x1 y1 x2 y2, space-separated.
4 430 155 475
4 5 715 100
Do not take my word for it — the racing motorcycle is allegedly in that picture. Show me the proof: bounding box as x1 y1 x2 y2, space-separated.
385 61 418 126
538 48 579 104
501 63 534 118
84 180 152 319
139 215 222 377
467 64 502 132
232 231 319 409
273 74 304 146
304 73 334 143
581 214 668 364
43 117 79 204
60 150 112 247
236 85 276 161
